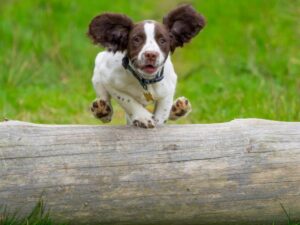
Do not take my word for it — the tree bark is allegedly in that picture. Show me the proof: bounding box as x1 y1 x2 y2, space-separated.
0 119 300 225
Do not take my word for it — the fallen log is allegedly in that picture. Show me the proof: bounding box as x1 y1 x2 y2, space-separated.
0 119 299 225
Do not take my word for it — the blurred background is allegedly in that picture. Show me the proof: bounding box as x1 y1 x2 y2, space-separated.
0 0 299 125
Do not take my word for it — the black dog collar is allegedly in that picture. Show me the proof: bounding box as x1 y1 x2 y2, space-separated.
122 55 164 91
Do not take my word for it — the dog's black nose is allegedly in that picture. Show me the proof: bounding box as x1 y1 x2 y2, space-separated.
144 51 159 61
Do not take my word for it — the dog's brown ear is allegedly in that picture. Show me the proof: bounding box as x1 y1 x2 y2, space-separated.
88 13 133 52
163 4 205 52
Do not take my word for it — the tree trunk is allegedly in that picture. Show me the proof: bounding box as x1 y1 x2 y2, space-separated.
0 119 300 225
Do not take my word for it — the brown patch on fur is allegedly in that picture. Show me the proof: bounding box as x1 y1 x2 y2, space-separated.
163 4 205 52
154 22 171 57
127 22 146 64
88 13 133 52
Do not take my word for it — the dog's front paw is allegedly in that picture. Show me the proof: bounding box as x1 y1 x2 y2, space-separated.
91 99 113 123
132 114 155 129
169 96 192 120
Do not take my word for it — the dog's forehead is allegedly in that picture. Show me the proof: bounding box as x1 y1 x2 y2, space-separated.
130 22 145 35
131 20 167 35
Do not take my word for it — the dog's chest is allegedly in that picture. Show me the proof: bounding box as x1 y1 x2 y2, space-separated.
121 75 170 105
96 51 176 105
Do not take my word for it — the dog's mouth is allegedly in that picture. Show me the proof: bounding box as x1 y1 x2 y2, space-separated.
141 65 158 74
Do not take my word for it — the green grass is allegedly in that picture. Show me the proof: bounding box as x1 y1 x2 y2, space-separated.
280 203 300 225
0 200 65 225
0 0 299 124
0 201 299 225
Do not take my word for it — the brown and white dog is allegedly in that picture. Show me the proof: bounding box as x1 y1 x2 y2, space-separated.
88 5 205 128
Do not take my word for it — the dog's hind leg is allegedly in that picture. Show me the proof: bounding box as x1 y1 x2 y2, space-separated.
91 81 113 123
169 97 192 121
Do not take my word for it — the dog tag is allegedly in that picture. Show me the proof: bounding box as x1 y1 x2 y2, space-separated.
144 92 154 102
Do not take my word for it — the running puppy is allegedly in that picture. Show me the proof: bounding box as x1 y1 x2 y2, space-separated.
88 4 205 128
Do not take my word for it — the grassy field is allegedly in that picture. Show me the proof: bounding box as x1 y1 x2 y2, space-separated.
0 200 299 225
0 0 299 125
0 0 300 224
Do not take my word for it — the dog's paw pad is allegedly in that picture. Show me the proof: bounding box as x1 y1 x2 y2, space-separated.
91 99 113 123
169 97 192 120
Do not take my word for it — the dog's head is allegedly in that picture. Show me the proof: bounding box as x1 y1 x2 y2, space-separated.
88 5 205 77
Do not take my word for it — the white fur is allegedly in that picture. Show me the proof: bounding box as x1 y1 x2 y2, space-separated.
138 22 165 66
92 51 177 126
92 22 177 127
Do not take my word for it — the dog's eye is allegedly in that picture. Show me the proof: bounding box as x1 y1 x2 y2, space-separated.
159 38 166 45
133 36 141 44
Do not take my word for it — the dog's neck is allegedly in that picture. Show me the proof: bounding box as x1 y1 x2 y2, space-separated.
122 55 164 90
